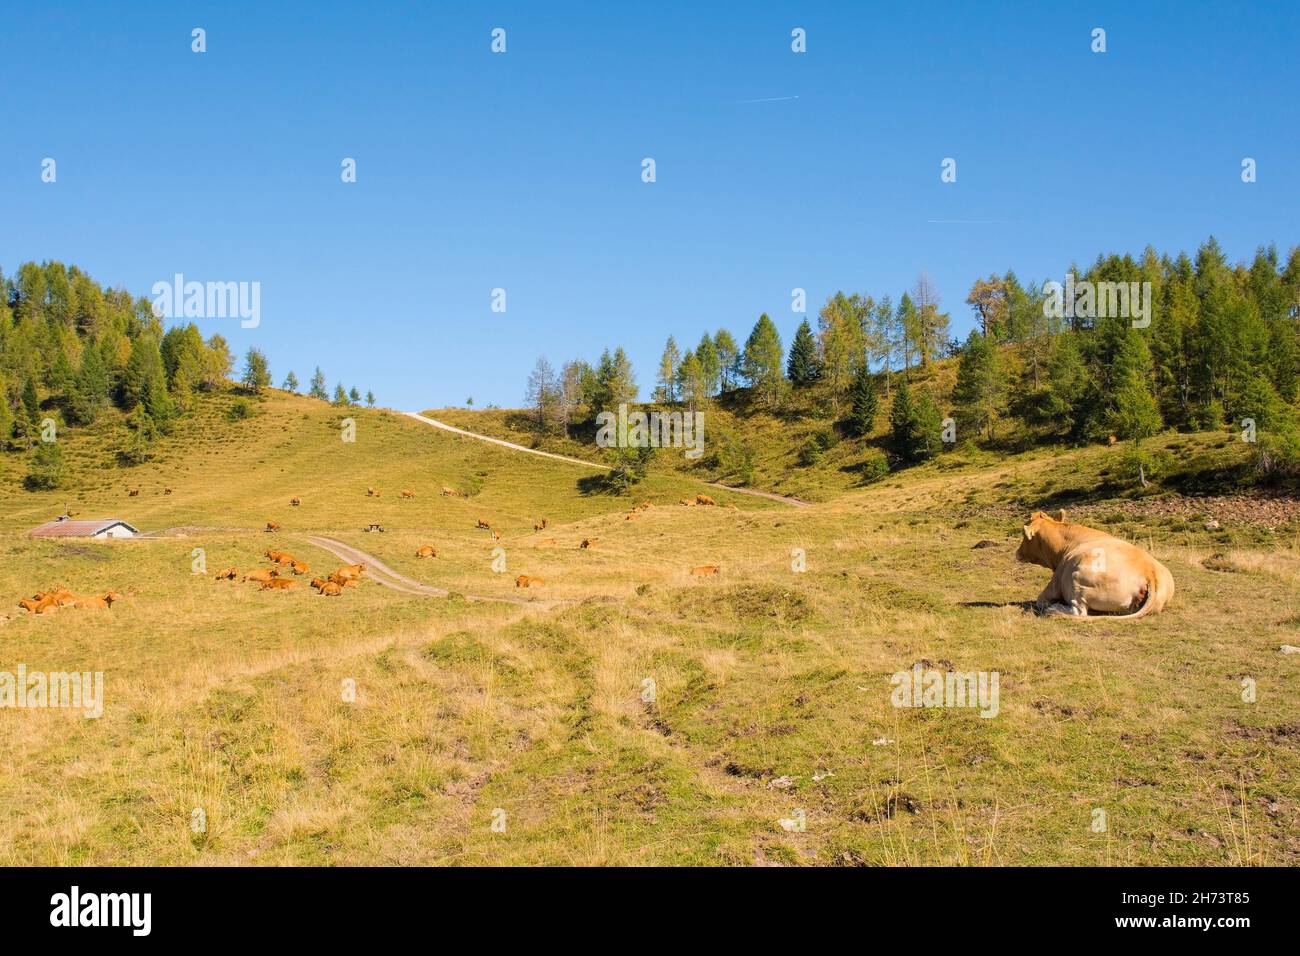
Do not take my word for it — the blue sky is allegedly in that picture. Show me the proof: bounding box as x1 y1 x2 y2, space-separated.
2 1 1297 409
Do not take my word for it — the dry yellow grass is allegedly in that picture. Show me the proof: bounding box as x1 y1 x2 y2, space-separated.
0 390 1296 865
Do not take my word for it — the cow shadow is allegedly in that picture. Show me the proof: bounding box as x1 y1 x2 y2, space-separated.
958 599 1037 613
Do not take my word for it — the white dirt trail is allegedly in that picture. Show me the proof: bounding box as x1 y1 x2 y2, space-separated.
400 411 810 507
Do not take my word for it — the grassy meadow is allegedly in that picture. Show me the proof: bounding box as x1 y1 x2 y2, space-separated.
1 389 1297 865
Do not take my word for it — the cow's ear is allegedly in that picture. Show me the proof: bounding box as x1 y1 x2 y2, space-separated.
1022 524 1036 540
1053 509 1066 522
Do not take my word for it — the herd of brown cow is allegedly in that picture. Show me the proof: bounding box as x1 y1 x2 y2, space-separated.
16 586 124 615
214 549 366 596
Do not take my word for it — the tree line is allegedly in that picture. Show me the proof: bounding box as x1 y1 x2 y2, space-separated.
523 239 1300 479
1 260 374 486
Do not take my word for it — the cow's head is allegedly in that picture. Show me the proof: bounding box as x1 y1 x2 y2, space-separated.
1015 510 1068 568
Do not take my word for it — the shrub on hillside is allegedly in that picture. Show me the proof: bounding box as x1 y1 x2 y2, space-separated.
798 428 840 466
24 441 64 490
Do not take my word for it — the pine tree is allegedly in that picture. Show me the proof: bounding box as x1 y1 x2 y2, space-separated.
787 319 821 387
741 314 785 406
309 367 329 401
713 330 740 392
348 386 361 405
695 334 720 397
951 330 1007 442
332 384 348 406
241 348 271 395
282 371 299 393
366 390 376 407
656 337 681 402
890 375 941 462
844 363 878 438
68 344 108 425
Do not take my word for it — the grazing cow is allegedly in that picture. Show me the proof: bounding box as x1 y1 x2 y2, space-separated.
309 578 328 591
514 575 544 588
538 538 557 546
441 487 461 497
243 568 279 584
400 490 415 499
534 518 550 531
266 550 295 564
319 581 343 596
291 496 301 506
289 560 309 576
476 518 491 530
127 487 140 497
214 567 238 580
580 538 597 549
690 565 720 576
416 545 437 558
491 529 502 542
260 578 297 591
695 494 717 506
164 487 173 495
367 487 379 497
266 521 281 533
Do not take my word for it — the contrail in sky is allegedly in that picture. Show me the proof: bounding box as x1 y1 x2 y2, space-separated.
735 95 799 104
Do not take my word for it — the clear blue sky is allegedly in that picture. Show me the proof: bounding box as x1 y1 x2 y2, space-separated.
2 1 1297 409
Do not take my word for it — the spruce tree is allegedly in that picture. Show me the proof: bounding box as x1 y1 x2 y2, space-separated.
951 330 1007 442
787 319 821 387
742 313 785 406
844 363 878 438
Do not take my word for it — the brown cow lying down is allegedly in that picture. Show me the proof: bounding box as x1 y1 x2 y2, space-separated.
243 568 279 584
266 550 295 564
18 596 59 614
416 545 437 558
337 564 365 578
514 575 544 588
215 567 238 580
260 578 297 591
289 560 309 575
328 571 360 588
690 565 720 576
35 587 76 607
695 494 716 506
1016 510 1175 619
73 591 121 610
265 521 281 532
309 578 328 591
319 581 343 596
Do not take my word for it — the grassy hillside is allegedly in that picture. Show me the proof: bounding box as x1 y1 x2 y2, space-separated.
1 387 1297 865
